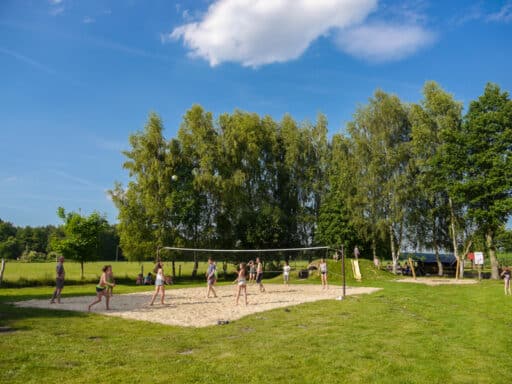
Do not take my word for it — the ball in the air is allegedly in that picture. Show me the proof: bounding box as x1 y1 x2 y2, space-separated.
171 175 178 181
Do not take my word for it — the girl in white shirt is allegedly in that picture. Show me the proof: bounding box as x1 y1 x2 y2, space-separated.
149 262 166 306
234 263 248 306
283 260 291 285
319 258 328 289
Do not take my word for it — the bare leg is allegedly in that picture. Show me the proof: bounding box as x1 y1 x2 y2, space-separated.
161 286 165 304
243 286 248 305
50 288 62 303
150 286 160 305
235 285 241 305
88 294 103 311
105 293 111 310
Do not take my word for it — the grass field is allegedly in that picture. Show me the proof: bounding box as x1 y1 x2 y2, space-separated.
1 260 511 383
0 260 244 286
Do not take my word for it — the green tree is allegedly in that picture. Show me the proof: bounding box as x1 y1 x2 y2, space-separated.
409 82 464 276
461 83 512 279
316 134 359 249
0 219 20 259
347 90 412 272
51 207 109 279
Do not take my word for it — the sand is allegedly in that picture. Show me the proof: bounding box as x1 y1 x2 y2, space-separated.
14 284 381 327
396 277 478 286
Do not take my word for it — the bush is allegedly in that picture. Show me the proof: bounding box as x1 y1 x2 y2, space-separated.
19 250 51 263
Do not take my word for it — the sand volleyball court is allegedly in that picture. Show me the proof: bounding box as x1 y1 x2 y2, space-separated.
396 277 478 286
14 284 381 327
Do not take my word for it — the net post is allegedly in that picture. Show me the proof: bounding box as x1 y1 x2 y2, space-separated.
341 245 346 298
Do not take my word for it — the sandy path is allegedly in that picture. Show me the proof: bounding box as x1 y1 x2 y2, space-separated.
396 277 478 286
14 284 381 327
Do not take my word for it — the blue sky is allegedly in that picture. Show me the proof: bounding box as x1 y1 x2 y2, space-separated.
1 0 511 227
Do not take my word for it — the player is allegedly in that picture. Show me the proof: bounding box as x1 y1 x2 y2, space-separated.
248 260 256 283
106 265 115 298
206 257 218 298
255 257 265 292
283 260 291 286
149 262 166 305
88 265 116 311
319 258 328 289
234 262 248 306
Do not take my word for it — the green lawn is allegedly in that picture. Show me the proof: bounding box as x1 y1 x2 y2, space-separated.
1 261 511 383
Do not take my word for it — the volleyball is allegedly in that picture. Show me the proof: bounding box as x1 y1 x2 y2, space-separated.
171 175 178 181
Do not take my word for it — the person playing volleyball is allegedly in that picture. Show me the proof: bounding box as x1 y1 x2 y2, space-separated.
255 257 265 292
206 257 218 298
234 262 248 306
88 265 116 311
106 265 115 298
283 260 291 286
149 261 166 305
248 260 256 283
319 258 328 289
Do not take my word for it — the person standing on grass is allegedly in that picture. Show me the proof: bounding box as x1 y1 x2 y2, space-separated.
319 258 328 289
206 257 217 298
149 262 166 305
248 260 256 284
234 262 248 306
501 266 511 295
50 256 65 304
255 257 265 292
283 260 291 286
88 265 115 311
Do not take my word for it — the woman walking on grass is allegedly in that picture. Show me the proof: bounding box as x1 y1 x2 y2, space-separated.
88 265 115 311
234 263 248 306
149 262 166 305
501 266 511 295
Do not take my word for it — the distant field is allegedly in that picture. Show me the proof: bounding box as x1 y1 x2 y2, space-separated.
1 258 390 287
1 261 240 286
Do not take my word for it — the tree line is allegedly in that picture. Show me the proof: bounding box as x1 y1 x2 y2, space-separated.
110 81 512 279
0 212 120 266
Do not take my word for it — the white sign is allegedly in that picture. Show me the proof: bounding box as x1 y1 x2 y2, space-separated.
474 251 484 265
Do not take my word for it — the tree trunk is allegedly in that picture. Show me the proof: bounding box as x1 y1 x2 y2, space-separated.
486 230 499 280
81 260 84 280
459 240 472 279
434 241 443 277
172 260 176 278
371 237 377 264
448 197 460 277
0 258 5 286
191 253 199 278
389 225 398 274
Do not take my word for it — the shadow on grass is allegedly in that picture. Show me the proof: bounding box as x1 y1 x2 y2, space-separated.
0 302 89 331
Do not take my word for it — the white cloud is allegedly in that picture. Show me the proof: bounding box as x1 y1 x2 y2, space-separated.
168 0 378 67
487 2 512 23
49 6 64 16
335 23 435 62
49 0 63 4
0 47 56 75
83 16 95 24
